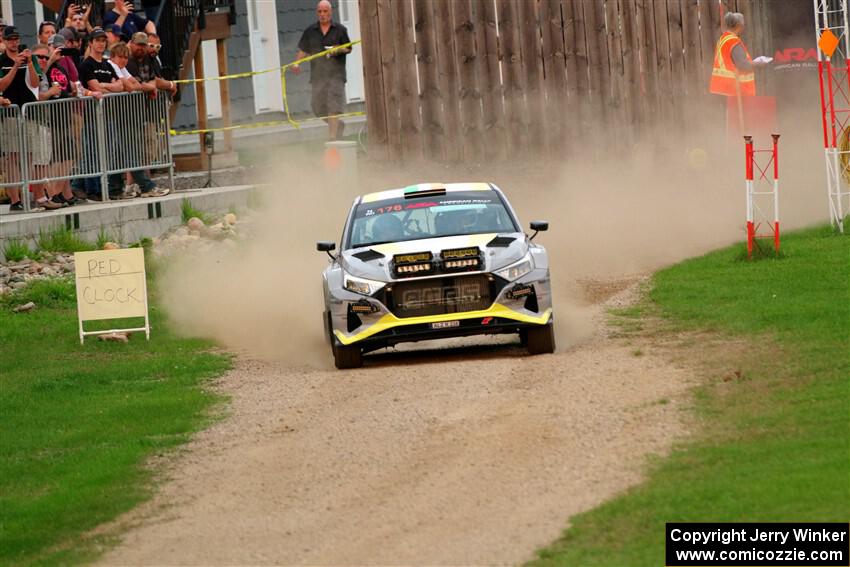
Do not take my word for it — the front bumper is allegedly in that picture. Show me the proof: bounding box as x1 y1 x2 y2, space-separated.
327 269 553 349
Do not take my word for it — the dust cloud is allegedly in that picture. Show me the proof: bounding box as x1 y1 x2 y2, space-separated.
160 95 829 363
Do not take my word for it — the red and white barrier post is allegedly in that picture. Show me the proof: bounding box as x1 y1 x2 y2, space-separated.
745 135 755 258
772 134 781 254
743 135 781 259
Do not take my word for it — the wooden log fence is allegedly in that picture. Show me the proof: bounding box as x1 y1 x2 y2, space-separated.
358 0 778 162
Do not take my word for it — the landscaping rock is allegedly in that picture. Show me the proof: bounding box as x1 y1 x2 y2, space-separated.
12 302 36 313
103 242 121 250
187 217 205 232
223 213 237 226
98 332 129 343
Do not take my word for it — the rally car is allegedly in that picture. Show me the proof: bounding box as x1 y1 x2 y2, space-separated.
317 182 554 369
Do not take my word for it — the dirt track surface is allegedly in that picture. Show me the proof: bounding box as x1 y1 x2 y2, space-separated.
98 281 694 566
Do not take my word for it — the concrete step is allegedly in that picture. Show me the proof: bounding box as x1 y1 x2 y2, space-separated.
0 185 255 262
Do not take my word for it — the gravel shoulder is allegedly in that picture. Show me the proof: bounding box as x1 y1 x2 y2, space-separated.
96 279 695 566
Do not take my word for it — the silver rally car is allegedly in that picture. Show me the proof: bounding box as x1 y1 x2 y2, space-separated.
317 182 554 369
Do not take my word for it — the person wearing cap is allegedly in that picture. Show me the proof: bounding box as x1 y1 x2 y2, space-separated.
48 31 80 83
78 28 123 94
123 32 171 198
104 0 156 39
78 27 124 200
106 24 123 48
0 25 42 211
25 44 68 210
127 32 176 96
0 26 38 105
57 27 83 72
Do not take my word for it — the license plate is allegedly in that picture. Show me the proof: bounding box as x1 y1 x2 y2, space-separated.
431 320 460 329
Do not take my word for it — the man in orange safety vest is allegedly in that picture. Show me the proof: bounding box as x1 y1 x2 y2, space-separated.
710 12 770 97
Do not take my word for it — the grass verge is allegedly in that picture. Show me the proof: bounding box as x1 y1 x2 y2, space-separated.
531 225 850 566
0 272 231 565
180 199 212 225
37 226 96 254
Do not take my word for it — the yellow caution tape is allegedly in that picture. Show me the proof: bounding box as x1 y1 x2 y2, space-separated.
174 40 362 85
169 111 365 136
171 40 364 136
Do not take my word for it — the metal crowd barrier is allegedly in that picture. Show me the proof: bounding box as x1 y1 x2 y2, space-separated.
0 104 26 204
3 93 175 213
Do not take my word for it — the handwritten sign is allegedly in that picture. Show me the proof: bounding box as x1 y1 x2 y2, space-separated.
74 248 150 342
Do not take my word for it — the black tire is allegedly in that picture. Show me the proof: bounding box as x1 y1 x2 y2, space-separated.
333 341 363 369
526 324 555 355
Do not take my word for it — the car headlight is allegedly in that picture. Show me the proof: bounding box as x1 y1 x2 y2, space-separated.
343 272 385 296
495 255 533 281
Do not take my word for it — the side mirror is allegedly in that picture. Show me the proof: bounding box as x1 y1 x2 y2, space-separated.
529 221 548 240
317 241 337 260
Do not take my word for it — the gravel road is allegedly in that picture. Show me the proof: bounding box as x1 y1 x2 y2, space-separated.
97 280 694 566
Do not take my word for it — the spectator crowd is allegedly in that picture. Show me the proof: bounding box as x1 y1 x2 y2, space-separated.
0 0 177 213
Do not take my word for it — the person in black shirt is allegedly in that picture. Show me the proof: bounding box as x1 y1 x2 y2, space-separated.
0 26 42 211
78 29 124 94
0 26 38 109
78 28 125 200
293 0 351 140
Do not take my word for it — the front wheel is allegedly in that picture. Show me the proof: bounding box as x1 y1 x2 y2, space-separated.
526 324 555 355
333 341 363 369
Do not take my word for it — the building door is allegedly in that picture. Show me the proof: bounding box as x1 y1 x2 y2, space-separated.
338 0 364 103
247 0 283 113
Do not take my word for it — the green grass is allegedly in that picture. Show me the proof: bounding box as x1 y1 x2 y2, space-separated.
180 199 212 225
0 275 231 565
2 239 36 262
531 225 850 566
94 228 119 250
37 226 96 254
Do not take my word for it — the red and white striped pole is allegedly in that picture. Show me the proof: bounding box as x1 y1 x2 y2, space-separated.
745 135 755 258
772 134 781 253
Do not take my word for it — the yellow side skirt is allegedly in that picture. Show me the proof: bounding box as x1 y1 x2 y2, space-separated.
334 304 553 346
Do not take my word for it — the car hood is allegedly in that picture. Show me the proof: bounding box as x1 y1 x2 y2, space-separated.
341 232 530 282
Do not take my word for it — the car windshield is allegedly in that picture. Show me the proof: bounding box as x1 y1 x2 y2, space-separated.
348 190 518 249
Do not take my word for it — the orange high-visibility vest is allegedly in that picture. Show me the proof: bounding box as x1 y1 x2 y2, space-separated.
710 31 756 96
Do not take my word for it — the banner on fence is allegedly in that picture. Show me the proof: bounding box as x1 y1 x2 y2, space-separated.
74 248 150 344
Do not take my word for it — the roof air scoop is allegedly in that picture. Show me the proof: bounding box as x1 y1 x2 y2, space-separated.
404 184 447 199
